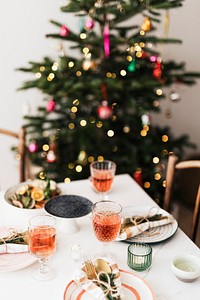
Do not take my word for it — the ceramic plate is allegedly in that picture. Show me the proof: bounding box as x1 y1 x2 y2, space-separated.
121 205 178 244
44 195 93 218
0 227 37 272
63 269 155 299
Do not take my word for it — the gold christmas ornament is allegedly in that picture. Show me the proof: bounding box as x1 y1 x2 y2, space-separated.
141 17 151 32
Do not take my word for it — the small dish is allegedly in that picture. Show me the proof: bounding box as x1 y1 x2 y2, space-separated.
171 254 200 282
44 195 93 233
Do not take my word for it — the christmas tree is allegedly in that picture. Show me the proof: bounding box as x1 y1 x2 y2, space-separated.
17 0 199 205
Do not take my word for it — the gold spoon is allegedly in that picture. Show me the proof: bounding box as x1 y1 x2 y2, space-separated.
94 258 112 274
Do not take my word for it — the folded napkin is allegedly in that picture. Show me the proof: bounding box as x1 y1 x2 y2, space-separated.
0 228 29 254
64 257 125 300
117 207 174 241
0 243 29 254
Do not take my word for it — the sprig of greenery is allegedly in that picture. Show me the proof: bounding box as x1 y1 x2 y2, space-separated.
99 273 120 300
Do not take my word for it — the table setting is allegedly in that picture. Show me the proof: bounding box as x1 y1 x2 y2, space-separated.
0 160 200 299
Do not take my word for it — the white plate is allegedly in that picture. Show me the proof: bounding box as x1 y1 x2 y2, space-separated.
0 227 37 272
120 269 155 299
121 205 178 244
63 269 155 299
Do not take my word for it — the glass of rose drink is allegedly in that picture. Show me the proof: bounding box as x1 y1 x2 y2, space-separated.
29 215 56 280
90 160 116 200
92 200 122 257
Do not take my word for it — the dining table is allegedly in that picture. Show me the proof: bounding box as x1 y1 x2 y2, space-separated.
0 173 200 300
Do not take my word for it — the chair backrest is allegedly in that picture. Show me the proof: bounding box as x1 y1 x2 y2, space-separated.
164 153 200 242
0 127 26 182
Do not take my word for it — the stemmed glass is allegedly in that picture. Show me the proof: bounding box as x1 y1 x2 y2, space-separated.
29 215 56 280
90 160 116 200
92 200 122 258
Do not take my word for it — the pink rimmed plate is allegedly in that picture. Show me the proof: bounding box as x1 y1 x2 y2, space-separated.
63 269 155 300
0 227 37 272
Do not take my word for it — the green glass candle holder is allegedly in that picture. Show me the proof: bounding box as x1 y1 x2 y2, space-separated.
127 242 152 272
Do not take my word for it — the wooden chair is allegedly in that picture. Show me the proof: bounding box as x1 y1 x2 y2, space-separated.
164 153 200 242
0 127 26 182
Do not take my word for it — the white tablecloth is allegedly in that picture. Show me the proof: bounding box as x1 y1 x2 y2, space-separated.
0 174 199 299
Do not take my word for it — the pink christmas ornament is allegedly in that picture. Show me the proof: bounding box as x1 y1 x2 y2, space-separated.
29 142 38 153
97 101 112 120
103 24 110 58
85 19 95 30
149 55 157 63
60 25 70 37
46 99 55 112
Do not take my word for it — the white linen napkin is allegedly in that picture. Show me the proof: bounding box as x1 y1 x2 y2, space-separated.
0 243 29 254
117 213 174 241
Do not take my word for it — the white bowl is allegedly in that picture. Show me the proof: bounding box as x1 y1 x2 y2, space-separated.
171 254 200 282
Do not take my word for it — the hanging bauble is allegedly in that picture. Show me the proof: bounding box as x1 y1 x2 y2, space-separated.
46 99 56 112
29 142 38 153
103 24 110 58
153 63 162 79
82 58 91 71
60 25 70 37
77 150 87 164
149 55 157 63
141 114 150 125
128 60 136 72
82 54 96 71
141 51 147 58
46 150 56 163
141 17 151 32
85 19 95 30
97 101 112 120
169 90 181 102
133 169 143 187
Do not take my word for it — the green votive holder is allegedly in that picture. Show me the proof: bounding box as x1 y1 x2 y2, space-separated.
127 242 152 272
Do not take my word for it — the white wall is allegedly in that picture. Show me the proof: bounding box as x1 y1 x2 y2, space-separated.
0 0 199 190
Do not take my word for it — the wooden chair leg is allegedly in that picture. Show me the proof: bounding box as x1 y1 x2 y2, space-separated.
18 127 26 182
191 185 200 242
164 154 178 211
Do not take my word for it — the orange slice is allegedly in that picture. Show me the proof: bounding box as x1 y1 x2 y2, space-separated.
35 200 45 209
31 188 45 202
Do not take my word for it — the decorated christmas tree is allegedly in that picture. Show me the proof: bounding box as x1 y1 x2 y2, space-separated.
17 0 199 205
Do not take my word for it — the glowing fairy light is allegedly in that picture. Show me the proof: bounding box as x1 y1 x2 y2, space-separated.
43 144 49 151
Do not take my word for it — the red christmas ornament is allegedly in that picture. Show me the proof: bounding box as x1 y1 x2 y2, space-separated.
29 142 38 153
46 99 55 112
133 169 143 187
85 19 95 30
141 51 147 58
153 62 162 79
60 25 70 37
97 101 112 120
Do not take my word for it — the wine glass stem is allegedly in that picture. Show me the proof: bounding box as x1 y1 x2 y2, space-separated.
101 242 110 256
100 192 109 200
39 258 49 274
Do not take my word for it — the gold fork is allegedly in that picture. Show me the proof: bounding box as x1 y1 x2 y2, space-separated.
84 259 97 280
